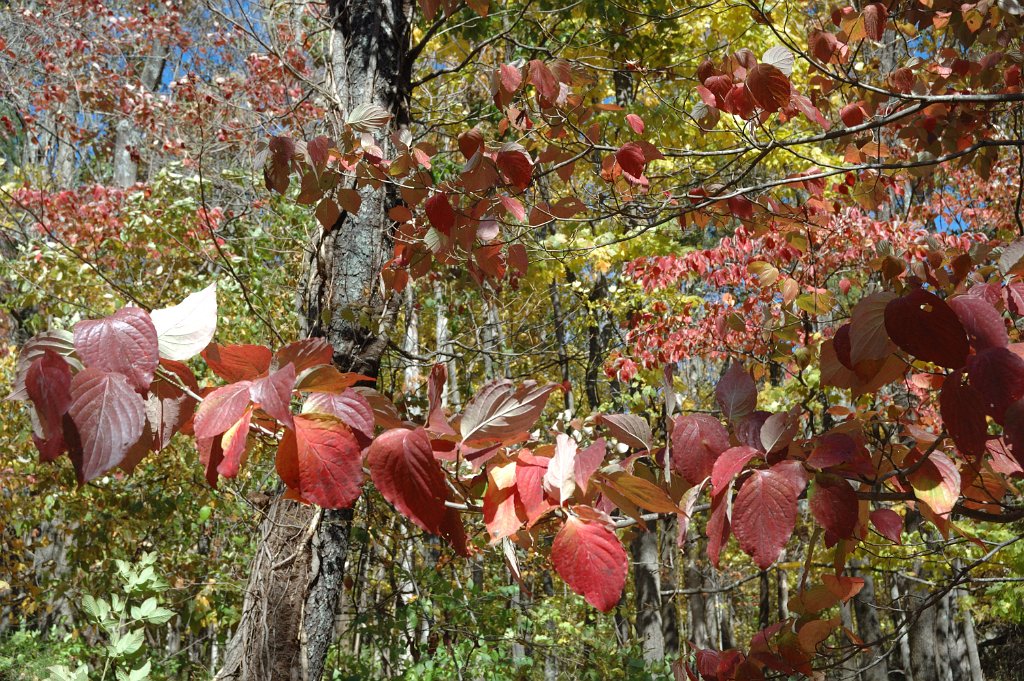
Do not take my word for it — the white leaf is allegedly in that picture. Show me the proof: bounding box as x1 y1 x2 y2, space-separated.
150 283 217 360
762 46 795 76
543 433 578 505
347 103 393 132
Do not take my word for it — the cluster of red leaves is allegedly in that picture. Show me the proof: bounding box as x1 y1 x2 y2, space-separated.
623 208 981 365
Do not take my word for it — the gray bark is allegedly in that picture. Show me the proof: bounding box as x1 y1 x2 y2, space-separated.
216 1 411 679
659 516 680 657
906 566 938 681
632 521 665 663
851 562 888 681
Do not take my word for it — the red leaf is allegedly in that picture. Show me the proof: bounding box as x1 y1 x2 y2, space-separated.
809 30 839 62
193 382 252 439
425 192 457 234
294 413 365 509
439 506 470 557
615 142 646 178
625 113 645 134
274 338 333 374
249 363 296 429
276 428 300 490
967 347 1024 422
527 59 559 100
736 411 770 451
499 195 526 222
202 343 272 382
457 128 484 159
426 363 454 436
862 3 888 40
198 436 225 488
217 406 252 478
368 427 448 533
948 295 1008 351
711 446 760 497
849 291 897 376
496 142 534 190
671 414 731 484
25 351 73 461
907 451 960 516
574 438 606 494
760 409 799 454
884 289 969 369
67 369 146 483
840 102 866 127
745 63 791 112
869 508 903 544
516 450 555 525
73 307 159 392
809 474 859 543
499 63 522 93
807 432 859 469
732 464 801 569
715 363 757 421
940 369 988 458
707 491 731 567
551 515 627 612
302 389 375 449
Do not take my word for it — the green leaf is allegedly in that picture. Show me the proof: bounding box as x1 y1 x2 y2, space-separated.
110 628 145 657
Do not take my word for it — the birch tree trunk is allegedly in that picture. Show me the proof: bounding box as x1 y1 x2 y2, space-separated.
215 2 411 679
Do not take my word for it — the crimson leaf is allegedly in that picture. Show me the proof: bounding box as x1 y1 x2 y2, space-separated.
550 516 628 613
368 427 448 533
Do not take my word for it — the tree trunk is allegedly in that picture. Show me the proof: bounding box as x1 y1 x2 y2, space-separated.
659 516 680 657
906 565 938 681
632 520 665 663
851 569 888 681
216 1 411 679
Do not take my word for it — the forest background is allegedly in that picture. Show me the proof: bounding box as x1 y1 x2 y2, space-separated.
2 0 1024 680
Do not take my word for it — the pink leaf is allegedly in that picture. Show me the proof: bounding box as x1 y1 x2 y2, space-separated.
574 438 607 494
73 307 159 392
625 113 645 134
249 363 296 429
193 382 252 439
67 369 146 483
303 389 375 448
